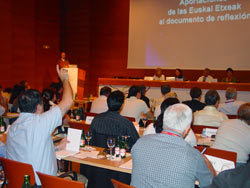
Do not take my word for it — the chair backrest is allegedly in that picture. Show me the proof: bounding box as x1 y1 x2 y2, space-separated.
111 179 135 188
227 115 237 119
84 112 97 118
124 116 136 122
195 146 237 166
191 125 218 134
0 157 36 188
37 171 85 188
68 121 90 133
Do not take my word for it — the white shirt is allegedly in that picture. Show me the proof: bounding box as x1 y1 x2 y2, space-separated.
153 74 165 80
154 105 161 119
212 119 250 163
143 123 197 147
120 96 149 122
152 92 177 109
218 99 245 115
90 95 108 114
0 105 5 116
193 106 228 127
197 75 214 82
6 106 62 185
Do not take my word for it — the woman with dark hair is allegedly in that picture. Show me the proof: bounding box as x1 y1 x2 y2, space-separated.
42 88 56 112
9 85 25 113
143 97 197 146
222 68 237 83
175 68 185 81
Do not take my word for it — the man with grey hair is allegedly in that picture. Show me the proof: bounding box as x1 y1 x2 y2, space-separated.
218 87 245 115
131 104 215 188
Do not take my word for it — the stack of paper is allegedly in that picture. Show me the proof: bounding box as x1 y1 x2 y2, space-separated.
73 150 100 159
205 154 235 174
120 159 133 170
56 128 82 160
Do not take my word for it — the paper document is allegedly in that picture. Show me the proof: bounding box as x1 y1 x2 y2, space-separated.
73 150 100 159
120 159 133 170
56 150 78 160
205 154 235 174
205 128 217 137
85 116 94 125
66 128 82 152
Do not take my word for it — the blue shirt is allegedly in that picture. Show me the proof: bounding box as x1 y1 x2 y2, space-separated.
131 131 213 188
6 106 62 185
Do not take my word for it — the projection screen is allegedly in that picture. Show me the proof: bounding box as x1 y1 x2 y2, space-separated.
127 0 250 70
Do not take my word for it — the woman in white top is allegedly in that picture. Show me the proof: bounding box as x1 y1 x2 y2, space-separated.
153 68 165 80
144 98 197 146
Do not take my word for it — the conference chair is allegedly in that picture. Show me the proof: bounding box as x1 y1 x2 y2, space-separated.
195 146 237 166
0 157 36 188
111 179 135 188
124 116 136 122
84 112 97 118
227 115 237 119
37 171 85 188
68 121 90 133
191 125 218 134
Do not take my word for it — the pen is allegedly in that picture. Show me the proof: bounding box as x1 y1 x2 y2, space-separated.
201 147 207 154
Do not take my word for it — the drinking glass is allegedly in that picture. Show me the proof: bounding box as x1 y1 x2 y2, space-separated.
85 131 92 150
142 117 148 129
107 138 115 160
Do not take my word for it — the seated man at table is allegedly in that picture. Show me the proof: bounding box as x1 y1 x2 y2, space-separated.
120 85 152 122
131 104 215 188
197 68 215 82
193 89 228 127
6 65 73 186
90 86 111 114
183 87 206 112
212 103 250 166
152 84 177 110
90 90 139 149
218 87 245 115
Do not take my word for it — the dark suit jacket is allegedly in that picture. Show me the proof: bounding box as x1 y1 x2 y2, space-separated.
206 162 250 188
182 99 206 112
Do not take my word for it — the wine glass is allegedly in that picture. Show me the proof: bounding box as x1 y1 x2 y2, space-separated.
142 117 148 129
107 138 115 160
85 131 92 150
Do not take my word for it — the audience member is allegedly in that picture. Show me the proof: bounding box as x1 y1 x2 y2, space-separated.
131 104 215 188
222 68 237 83
212 103 250 166
58 52 70 68
205 162 250 188
183 87 206 112
153 68 165 80
20 80 31 90
90 86 111 114
50 82 63 103
90 90 139 149
197 68 215 82
9 84 25 112
144 98 197 146
120 86 152 122
6 65 73 186
42 88 56 112
152 84 177 110
0 86 6 115
139 85 150 108
193 90 228 127
175 68 185 81
218 87 245 115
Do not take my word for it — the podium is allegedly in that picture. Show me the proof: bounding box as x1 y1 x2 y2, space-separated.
65 68 85 99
